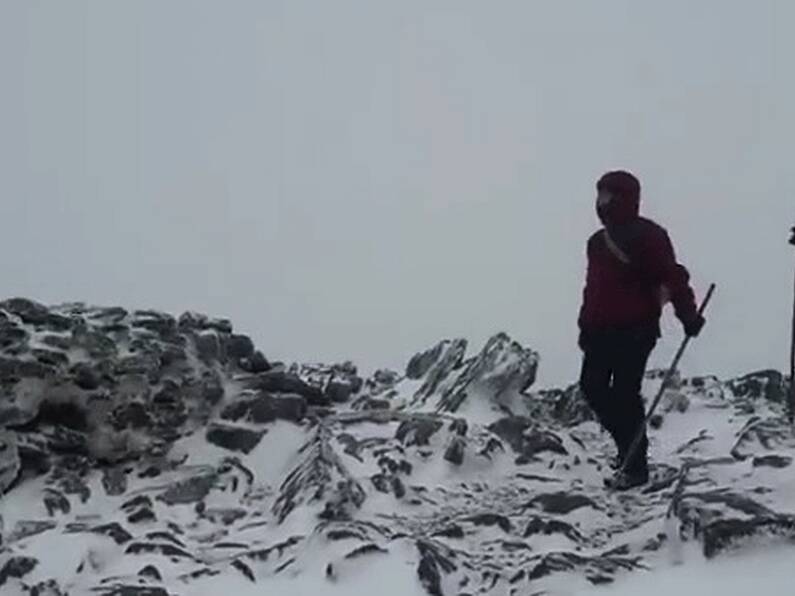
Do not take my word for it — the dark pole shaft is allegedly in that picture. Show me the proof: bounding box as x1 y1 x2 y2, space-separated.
616 283 716 481
790 268 795 425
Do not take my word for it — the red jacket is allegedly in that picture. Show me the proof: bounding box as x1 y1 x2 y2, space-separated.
578 217 698 334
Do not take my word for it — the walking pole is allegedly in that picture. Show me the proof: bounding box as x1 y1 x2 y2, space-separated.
614 283 717 483
788 227 795 425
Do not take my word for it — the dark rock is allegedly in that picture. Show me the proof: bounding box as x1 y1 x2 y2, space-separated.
345 543 388 559
524 517 585 543
254 371 327 406
240 350 270 374
91 522 134 545
226 334 255 359
201 508 247 525
27 579 67 596
178 311 232 334
231 559 256 582
159 474 216 505
39 335 71 351
102 466 128 496
703 516 795 558
526 492 597 515
396 418 443 446
0 556 38 587
128 507 157 525
488 417 568 459
432 525 465 539
0 320 28 350
125 541 195 560
195 332 221 363
221 393 306 424
122 494 154 512
444 437 465 465
413 340 468 403
465 513 512 533
1 298 71 330
752 454 792 469
8 520 57 541
111 402 152 430
94 585 171 595
32 349 69 368
526 551 640 584
131 312 177 338
325 379 354 403
72 362 101 390
75 329 118 359
0 357 53 380
649 414 664 430
206 424 264 454
407 341 449 380
43 489 71 516
728 370 788 403
416 541 456 596
138 565 163 581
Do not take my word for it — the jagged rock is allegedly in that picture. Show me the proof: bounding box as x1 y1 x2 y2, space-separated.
729 370 788 403
702 516 795 558
0 357 53 380
444 437 465 465
71 362 101 390
221 393 306 424
524 516 585 543
416 540 456 596
435 333 539 413
94 585 171 595
7 520 57 541
753 454 792 468
525 551 641 585
273 424 365 523
27 579 67 596
127 507 157 524
102 466 128 496
138 565 163 581
126 541 195 559
1 298 71 330
325 379 355 403
231 559 256 582
226 334 255 360
206 424 265 454
396 418 443 446
111 402 152 430
465 513 512 533
526 492 597 515
412 339 468 403
731 417 795 459
240 351 271 374
0 430 20 494
32 349 69 368
178 311 232 334
407 341 450 379
253 371 327 406
158 474 216 505
87 522 134 545
0 317 28 351
488 417 567 461
0 556 38 587
195 332 221 363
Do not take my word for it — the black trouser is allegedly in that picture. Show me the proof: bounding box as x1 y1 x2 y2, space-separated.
579 325 657 475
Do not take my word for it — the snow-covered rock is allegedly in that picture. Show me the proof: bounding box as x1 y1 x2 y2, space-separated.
2 298 795 595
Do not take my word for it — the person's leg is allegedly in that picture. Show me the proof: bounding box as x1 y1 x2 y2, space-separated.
611 329 657 476
579 334 621 448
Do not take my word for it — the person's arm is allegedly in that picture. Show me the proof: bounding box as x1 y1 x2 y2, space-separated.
641 226 702 333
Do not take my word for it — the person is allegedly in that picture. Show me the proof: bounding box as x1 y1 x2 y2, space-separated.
578 170 705 490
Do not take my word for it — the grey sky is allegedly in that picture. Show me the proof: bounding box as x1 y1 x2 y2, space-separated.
1 1 793 388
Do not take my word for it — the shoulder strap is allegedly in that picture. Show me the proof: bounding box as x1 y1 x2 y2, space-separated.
602 229 631 264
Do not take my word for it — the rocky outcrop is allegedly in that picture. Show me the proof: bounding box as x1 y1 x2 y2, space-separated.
3 297 795 596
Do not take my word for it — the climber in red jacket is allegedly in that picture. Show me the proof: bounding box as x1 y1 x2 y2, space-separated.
578 170 705 490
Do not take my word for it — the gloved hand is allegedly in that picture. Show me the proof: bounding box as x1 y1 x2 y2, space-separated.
683 314 706 338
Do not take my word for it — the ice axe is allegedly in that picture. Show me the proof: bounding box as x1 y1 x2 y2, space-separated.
612 282 716 485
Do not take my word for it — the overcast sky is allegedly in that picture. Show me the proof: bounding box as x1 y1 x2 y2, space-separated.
1 1 794 387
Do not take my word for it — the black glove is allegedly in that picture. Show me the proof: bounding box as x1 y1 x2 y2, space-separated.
683 314 706 338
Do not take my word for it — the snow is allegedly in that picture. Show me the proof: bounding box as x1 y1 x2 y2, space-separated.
583 545 795 596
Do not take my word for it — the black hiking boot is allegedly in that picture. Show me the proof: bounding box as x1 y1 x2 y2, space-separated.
605 468 649 491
